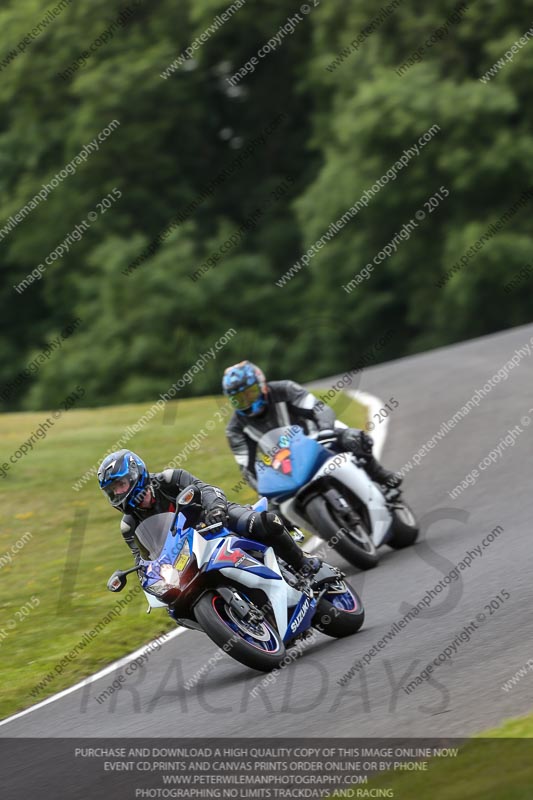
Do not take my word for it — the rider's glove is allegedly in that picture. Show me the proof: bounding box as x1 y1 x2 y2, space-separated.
204 504 229 528
339 428 373 456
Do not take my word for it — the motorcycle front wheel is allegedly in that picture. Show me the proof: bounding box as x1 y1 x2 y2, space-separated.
194 590 286 672
313 579 365 637
305 496 379 570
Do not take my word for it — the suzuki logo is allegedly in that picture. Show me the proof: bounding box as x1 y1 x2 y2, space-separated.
290 598 310 632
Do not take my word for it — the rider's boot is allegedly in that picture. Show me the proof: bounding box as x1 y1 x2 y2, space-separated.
362 455 403 491
339 428 402 491
250 510 323 579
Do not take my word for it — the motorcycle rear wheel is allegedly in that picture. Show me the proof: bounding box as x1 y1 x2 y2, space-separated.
194 590 286 672
388 502 419 549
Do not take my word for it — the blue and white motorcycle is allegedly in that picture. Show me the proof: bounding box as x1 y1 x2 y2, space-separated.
107 485 364 673
256 425 419 571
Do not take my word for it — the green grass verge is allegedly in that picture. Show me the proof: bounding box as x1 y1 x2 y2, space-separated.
326 723 533 799
0 389 366 720
324 700 533 798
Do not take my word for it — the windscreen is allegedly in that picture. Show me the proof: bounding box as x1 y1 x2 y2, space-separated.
134 512 175 560
256 425 302 464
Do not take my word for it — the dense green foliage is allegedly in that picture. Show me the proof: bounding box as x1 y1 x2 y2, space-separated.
1 0 532 410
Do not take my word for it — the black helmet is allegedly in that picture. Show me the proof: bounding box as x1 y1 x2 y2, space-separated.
97 449 150 513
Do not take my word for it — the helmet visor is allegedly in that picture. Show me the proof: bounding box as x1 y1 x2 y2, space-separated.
228 383 261 411
104 476 134 505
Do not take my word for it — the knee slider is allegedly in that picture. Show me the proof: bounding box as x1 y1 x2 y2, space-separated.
250 510 285 539
263 511 286 537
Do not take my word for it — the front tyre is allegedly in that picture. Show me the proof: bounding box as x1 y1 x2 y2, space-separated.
388 502 419 549
313 580 365 637
305 496 379 570
194 590 286 672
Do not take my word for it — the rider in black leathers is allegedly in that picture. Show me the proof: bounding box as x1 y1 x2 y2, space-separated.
222 361 402 493
97 449 321 580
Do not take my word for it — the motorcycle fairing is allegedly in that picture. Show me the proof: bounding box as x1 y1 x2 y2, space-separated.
205 536 281 581
275 458 393 547
285 592 317 641
138 503 309 640
257 426 330 498
217 545 303 638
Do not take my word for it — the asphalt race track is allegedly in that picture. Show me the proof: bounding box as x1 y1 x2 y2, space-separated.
3 323 533 739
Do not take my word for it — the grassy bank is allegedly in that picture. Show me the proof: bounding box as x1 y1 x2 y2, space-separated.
326 715 533 799
0 389 366 720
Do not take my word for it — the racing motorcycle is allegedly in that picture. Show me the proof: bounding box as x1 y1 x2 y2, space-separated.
107 485 364 673
255 425 419 571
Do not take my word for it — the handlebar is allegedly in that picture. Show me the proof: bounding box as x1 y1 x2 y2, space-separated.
197 521 223 533
314 429 338 443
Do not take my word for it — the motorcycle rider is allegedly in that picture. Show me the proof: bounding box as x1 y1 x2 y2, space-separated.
222 361 402 493
97 450 322 587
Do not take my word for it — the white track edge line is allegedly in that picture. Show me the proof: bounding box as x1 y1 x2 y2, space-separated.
0 389 386 728
307 388 387 551
346 389 388 460
0 627 187 729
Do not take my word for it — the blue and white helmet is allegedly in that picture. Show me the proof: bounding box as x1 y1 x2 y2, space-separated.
97 449 149 512
222 361 267 417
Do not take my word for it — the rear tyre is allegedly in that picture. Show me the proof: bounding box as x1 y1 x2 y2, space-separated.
305 496 379 570
388 502 419 549
313 580 364 637
194 590 286 672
